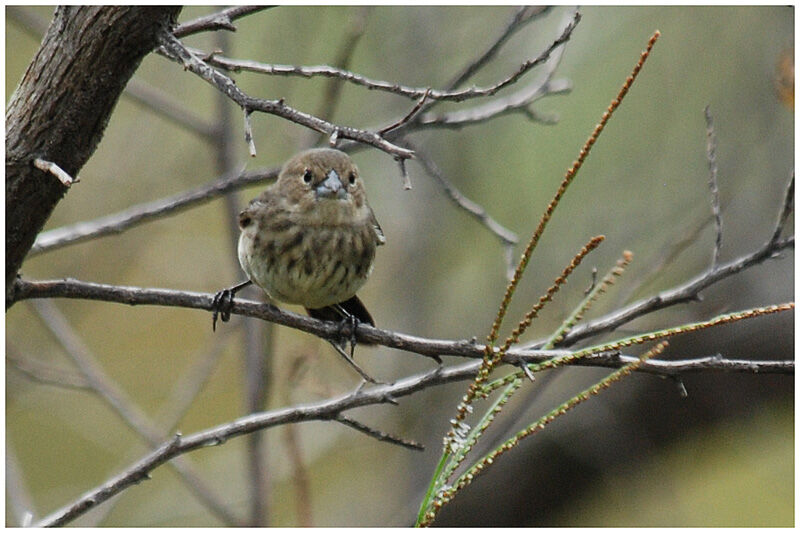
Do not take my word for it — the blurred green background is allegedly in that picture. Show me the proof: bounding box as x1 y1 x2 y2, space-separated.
6 6 793 527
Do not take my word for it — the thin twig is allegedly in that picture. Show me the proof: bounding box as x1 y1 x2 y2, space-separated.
445 6 553 91
173 6 274 38
554 235 794 348
6 5 50 36
379 88 432 135
33 158 77 187
211 40 271 525
336 414 424 451
704 105 723 269
410 144 518 247
125 78 218 140
243 108 257 157
8 7 219 141
307 6 371 148
6 442 36 527
283 424 313 527
160 326 237 431
397 156 412 190
200 11 579 106
30 167 278 256
32 333 792 529
770 171 794 245
158 31 414 160
6 348 90 390
30 300 243 526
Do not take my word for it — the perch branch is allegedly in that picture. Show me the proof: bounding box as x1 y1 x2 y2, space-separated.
10 276 793 376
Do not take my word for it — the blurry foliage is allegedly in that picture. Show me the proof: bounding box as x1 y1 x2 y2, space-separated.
5 6 793 526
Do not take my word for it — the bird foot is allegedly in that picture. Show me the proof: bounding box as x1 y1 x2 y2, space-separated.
211 280 252 331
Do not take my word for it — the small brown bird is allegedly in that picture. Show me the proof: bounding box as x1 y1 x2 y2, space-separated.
213 148 385 380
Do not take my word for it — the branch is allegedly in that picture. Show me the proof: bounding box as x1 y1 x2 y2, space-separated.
200 10 579 106
9 277 793 376
7 347 90 390
704 105 723 269
157 31 414 160
409 143 518 247
444 6 553 91
173 6 274 38
124 78 218 140
335 414 424 451
554 234 794 348
7 6 219 141
6 6 182 303
770 171 794 246
30 300 242 526
29 167 278 256
30 336 792 527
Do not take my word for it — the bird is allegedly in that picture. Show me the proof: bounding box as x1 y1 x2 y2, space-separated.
212 148 385 381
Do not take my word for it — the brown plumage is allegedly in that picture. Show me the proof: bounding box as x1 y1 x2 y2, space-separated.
236 148 385 327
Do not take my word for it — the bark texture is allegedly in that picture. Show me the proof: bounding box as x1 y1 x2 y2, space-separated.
6 6 181 305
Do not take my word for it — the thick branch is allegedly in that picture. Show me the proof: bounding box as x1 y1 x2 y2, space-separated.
6 6 182 305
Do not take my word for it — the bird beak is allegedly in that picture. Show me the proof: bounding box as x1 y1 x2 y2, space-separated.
315 169 347 200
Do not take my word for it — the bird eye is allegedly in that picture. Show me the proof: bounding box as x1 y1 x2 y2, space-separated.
302 169 313 184
348 172 356 185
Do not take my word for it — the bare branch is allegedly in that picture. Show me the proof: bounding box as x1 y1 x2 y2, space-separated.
10 276 793 376
7 6 218 141
29 339 792 528
173 6 274 38
309 5 371 144
770 171 794 245
335 414 425 451
416 73 571 130
243 108 257 157
30 167 278 256
201 11 579 107
6 5 51 36
33 158 78 187
396 156 412 190
410 144 518 247
125 78 218 140
554 235 794 348
379 88 432 135
704 105 723 269
30 300 243 526
445 6 553 91
6 442 36 527
7 347 89 390
157 32 414 160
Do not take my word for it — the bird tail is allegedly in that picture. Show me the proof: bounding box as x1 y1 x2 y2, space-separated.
306 295 376 344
